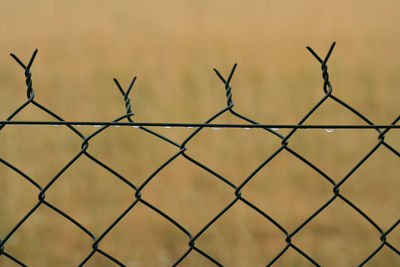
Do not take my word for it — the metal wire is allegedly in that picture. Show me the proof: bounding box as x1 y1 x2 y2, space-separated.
0 121 399 129
0 42 399 266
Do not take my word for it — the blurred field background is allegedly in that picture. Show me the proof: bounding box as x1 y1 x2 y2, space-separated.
0 0 399 266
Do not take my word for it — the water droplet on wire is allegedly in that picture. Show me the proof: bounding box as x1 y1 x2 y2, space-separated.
52 124 60 127
186 126 194 129
133 126 140 128
94 125 101 128
164 126 172 129
324 129 335 133
212 127 221 130
243 127 251 130
271 128 280 131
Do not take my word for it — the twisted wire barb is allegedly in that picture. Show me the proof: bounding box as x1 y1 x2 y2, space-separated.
213 63 237 107
113 77 136 117
0 43 399 266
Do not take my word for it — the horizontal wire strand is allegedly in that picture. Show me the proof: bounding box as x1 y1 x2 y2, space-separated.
0 121 398 129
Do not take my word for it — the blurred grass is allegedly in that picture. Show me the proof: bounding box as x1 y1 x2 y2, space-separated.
0 0 399 266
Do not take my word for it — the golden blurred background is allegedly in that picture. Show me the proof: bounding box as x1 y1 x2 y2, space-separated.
0 0 399 266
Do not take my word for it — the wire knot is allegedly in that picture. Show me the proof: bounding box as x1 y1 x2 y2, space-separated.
307 42 336 95
333 186 340 195
321 64 329 83
25 70 34 98
378 133 385 142
38 191 46 201
114 77 136 117
10 49 38 100
225 84 233 106
380 234 387 242
124 95 133 114
92 242 99 250
214 63 237 108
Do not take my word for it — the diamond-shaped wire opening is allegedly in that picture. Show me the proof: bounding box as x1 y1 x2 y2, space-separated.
293 199 383 266
96 201 189 266
0 124 82 186
185 125 280 186
242 148 333 232
138 155 234 234
44 155 135 235
340 147 400 229
287 96 382 182
288 128 378 182
193 201 287 266
0 161 39 238
85 126 180 186
2 204 94 266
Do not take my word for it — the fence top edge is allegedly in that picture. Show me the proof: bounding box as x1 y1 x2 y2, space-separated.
0 121 398 129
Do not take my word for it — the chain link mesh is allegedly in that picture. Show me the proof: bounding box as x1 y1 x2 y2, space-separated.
0 42 399 266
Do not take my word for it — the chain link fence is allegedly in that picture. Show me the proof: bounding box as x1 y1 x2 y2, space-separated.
0 42 399 266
